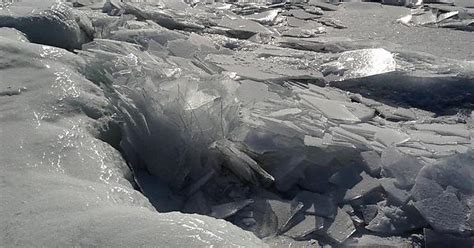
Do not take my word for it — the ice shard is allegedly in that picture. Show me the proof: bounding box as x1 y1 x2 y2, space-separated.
325 208 356 243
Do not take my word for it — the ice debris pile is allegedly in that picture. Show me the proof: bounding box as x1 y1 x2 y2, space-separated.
1 0 474 247
397 4 474 31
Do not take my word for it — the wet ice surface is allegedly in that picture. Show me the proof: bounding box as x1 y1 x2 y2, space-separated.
1 0 474 247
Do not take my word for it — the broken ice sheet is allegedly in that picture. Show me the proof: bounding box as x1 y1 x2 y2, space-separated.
237 198 302 238
415 151 474 195
345 234 417 248
243 9 280 25
380 178 410 206
321 48 396 81
211 199 254 219
360 151 382 177
343 172 381 202
360 204 378 224
283 214 325 240
366 201 426 235
381 147 424 189
286 9 320 20
325 208 356 244
212 139 275 185
424 228 474 248
410 176 445 202
299 94 360 123
218 13 273 39
235 80 281 106
282 27 325 38
414 192 468 233
293 191 336 218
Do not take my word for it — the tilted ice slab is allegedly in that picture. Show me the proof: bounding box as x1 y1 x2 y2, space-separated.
0 30 266 247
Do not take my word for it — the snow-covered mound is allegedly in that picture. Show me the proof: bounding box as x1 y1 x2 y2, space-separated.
0 0 91 50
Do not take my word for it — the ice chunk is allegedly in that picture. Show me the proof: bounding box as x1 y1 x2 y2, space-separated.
345 234 417 248
325 208 356 244
360 204 379 224
267 153 308 192
381 148 424 189
212 139 275 185
293 191 337 218
287 9 320 20
236 80 281 106
344 172 382 202
218 64 285 82
416 151 474 195
366 201 425 234
211 199 255 219
238 198 302 238
374 128 410 147
121 2 204 31
269 199 304 233
282 27 325 38
380 178 410 205
243 9 280 25
283 215 324 239
410 176 444 202
299 162 336 193
277 36 356 53
330 126 372 149
360 151 382 177
268 108 302 118
299 94 360 123
414 192 468 233
109 28 187 47
424 228 474 248
308 0 338 11
0 0 90 50
304 135 326 148
329 166 363 189
218 14 273 39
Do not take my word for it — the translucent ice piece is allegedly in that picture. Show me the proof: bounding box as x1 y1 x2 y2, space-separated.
299 94 360 123
325 208 356 243
381 147 424 189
